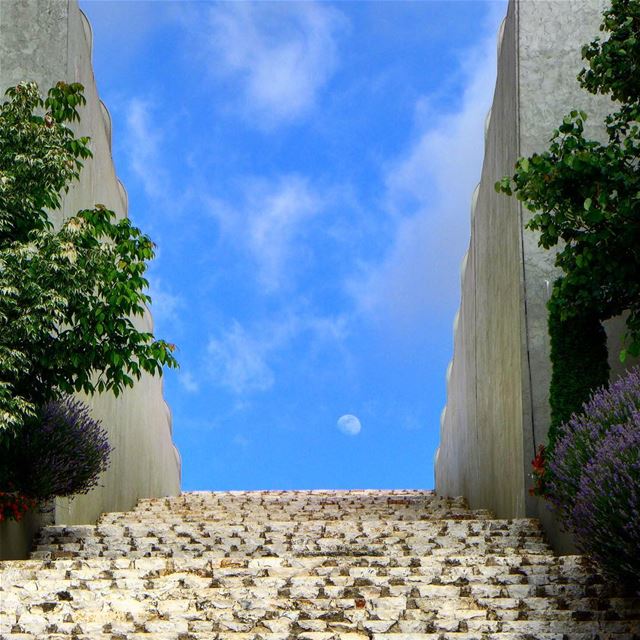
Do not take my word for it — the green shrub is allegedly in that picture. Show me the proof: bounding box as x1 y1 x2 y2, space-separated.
547 303 609 449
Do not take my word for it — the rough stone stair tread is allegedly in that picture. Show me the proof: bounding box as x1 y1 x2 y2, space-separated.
2 490 639 638
2 633 640 640
4 628 639 638
38 517 544 528
7 588 638 611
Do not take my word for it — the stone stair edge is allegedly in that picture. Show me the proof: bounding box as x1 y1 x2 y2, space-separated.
0 551 588 569
41 518 542 529
4 634 637 640
164 489 439 494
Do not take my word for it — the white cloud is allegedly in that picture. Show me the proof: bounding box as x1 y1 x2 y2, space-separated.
147 276 184 333
124 98 168 201
207 321 275 395
337 414 361 436
179 371 200 394
246 176 322 292
203 2 346 125
349 13 501 335
207 176 323 293
205 308 348 396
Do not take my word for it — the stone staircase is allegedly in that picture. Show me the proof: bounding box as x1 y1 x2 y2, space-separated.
1 489 639 639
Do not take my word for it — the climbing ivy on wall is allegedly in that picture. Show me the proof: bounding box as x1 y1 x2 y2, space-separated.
547 306 609 446
495 0 640 488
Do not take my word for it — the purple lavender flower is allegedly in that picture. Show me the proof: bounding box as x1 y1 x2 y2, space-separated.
572 421 640 587
547 366 640 588
12 397 112 499
548 366 640 517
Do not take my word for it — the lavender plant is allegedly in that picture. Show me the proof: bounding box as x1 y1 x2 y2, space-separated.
548 367 640 587
8 397 112 499
572 423 640 587
547 367 640 517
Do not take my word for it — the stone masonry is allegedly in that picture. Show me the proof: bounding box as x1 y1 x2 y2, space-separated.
0 490 639 639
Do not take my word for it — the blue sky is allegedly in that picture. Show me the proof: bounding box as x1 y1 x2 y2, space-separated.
80 0 506 491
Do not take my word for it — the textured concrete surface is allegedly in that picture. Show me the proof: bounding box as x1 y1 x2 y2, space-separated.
0 0 180 559
436 0 525 520
1 490 639 638
436 0 638 552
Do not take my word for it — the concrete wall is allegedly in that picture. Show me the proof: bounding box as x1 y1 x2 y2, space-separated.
0 0 180 559
436 0 637 551
435 0 526 519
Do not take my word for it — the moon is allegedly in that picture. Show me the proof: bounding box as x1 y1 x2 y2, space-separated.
337 414 361 436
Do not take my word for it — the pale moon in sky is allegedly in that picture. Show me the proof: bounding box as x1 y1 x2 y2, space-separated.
337 414 362 436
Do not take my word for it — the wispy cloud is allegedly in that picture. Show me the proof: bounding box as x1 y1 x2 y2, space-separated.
245 176 322 292
348 15 501 336
205 175 324 293
124 98 170 201
178 371 200 394
202 2 347 126
205 308 349 396
147 275 184 334
207 320 275 395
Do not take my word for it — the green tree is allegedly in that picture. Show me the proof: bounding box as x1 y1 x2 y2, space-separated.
0 81 177 434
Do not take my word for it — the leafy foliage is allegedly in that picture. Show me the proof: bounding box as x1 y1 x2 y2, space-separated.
548 306 609 446
0 81 177 434
579 0 640 120
547 367 640 588
0 397 112 500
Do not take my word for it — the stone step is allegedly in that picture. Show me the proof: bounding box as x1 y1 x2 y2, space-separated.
32 520 549 557
4 567 637 634
133 490 448 503
4 606 639 637
0 572 618 602
0 560 605 583
128 502 480 511
0 554 609 586
39 520 543 544
5 633 638 640
5 588 638 618
134 489 442 505
4 600 640 632
100 510 496 523
5 576 620 604
39 518 544 536
2 490 639 640
31 541 551 560
105 492 491 523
